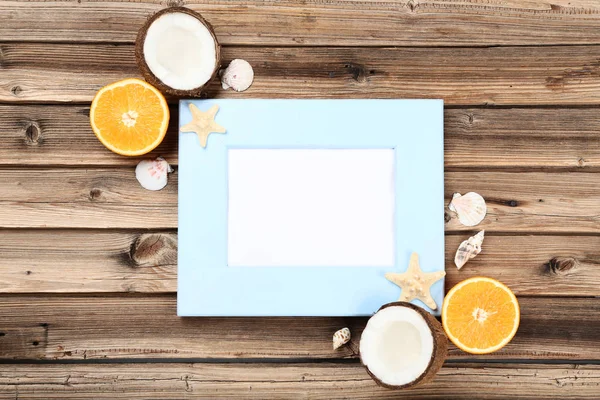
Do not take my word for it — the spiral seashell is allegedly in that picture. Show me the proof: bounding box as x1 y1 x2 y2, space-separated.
455 230 485 269
220 59 254 92
448 192 487 227
333 327 351 350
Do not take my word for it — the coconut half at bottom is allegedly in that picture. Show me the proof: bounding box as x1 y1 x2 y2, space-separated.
135 7 221 97
360 302 448 389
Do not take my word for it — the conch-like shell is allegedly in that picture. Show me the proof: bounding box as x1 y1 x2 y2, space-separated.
220 59 254 92
333 327 351 350
448 192 487 227
455 230 485 269
135 157 173 191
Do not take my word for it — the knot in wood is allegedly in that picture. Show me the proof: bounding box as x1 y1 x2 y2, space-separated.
89 188 103 201
545 76 564 91
23 121 42 145
344 63 368 83
129 233 177 267
506 200 518 207
545 257 578 276
11 86 22 96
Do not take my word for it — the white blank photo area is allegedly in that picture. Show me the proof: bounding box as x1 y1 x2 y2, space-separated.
227 149 396 267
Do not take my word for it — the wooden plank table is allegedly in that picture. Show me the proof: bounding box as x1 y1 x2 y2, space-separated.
1 1 600 398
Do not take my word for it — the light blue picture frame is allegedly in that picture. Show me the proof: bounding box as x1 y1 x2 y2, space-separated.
178 99 444 317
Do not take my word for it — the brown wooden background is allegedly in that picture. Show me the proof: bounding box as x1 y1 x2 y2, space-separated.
1 1 600 398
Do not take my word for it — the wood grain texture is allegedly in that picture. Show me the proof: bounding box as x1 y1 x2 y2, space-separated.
1 168 599 232
0 168 176 228
2 1 600 46
2 231 600 296
0 363 598 399
445 235 600 296
3 105 600 168
444 107 600 169
0 295 598 360
4 43 600 105
0 231 176 293
0 105 179 166
1 0 599 396
444 171 600 233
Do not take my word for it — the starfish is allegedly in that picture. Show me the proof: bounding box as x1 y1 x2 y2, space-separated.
385 252 446 310
180 103 226 148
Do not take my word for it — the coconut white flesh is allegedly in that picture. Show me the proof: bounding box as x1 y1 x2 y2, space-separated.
360 306 434 387
143 12 217 90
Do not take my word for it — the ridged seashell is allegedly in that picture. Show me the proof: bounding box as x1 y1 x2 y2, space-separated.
220 59 254 92
135 157 173 191
448 192 487 227
455 230 485 269
333 327 351 350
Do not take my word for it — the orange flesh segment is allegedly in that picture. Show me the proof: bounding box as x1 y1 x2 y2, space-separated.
91 79 169 156
443 277 519 354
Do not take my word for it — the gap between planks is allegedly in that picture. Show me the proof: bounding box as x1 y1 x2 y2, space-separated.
3 358 600 365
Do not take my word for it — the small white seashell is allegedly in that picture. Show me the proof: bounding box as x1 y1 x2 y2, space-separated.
333 327 351 350
455 230 485 269
220 59 254 92
135 157 173 191
448 192 487 227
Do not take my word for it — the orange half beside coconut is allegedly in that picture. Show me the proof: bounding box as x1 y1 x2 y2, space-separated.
90 78 169 156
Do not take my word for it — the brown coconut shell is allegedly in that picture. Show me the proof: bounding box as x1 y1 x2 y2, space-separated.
135 6 221 97
360 301 448 390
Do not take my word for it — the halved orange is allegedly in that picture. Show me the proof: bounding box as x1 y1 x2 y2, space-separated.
442 277 520 354
90 78 169 156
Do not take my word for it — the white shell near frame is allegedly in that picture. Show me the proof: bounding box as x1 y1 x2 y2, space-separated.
454 230 485 269
448 192 487 227
220 59 254 92
135 157 173 191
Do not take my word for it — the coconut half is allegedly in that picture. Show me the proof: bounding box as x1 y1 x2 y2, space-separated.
360 302 448 389
135 7 220 96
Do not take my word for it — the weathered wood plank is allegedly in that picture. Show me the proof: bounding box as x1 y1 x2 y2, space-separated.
0 231 176 293
445 235 600 296
444 171 600 233
0 168 176 229
1 169 599 232
2 231 600 296
3 105 600 168
2 0 600 46
0 105 179 166
3 43 600 105
445 107 600 169
0 363 598 399
0 295 598 360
